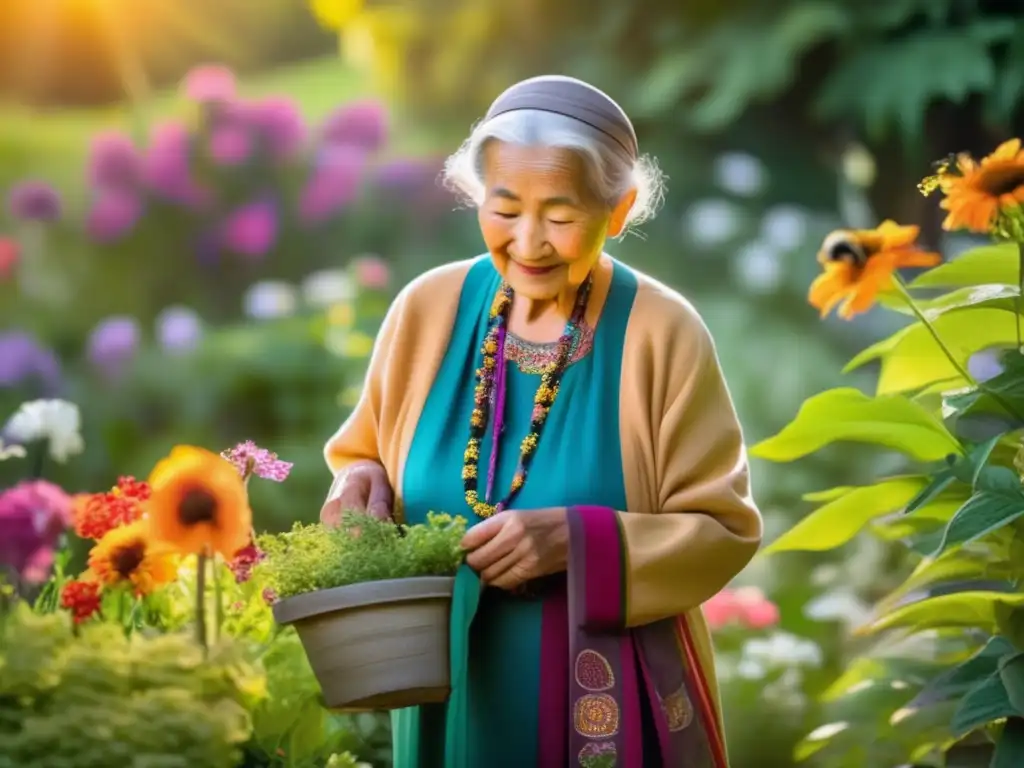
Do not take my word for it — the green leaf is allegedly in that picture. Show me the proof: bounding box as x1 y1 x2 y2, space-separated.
951 671 1018 737
883 284 1020 317
911 243 1019 289
846 309 1020 395
763 477 928 554
751 387 963 462
932 488 1024 558
946 365 1024 422
802 485 857 503
992 717 1024 768
287 698 328 764
999 653 1024 714
871 498 964 540
904 466 958 514
878 552 1008 614
908 636 1014 709
865 591 1024 635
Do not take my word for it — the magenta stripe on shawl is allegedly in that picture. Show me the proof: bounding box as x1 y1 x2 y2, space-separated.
619 636 645 766
537 584 569 768
573 505 625 628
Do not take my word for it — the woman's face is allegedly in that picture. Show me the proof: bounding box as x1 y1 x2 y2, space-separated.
478 141 635 302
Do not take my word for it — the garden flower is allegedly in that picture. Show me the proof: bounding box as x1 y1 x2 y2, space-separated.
0 480 72 583
5 399 84 463
0 237 19 280
351 254 391 290
221 440 292 482
221 199 278 258
374 157 442 200
301 268 356 307
229 542 266 583
703 587 781 631
60 578 102 623
87 131 142 190
922 139 1024 235
0 439 26 460
321 99 389 152
248 97 307 159
145 445 252 558
807 220 941 320
182 64 237 103
155 306 203 354
86 191 143 243
88 521 178 596
141 122 209 207
86 315 140 374
72 476 150 540
0 331 62 394
243 280 297 319
7 180 62 222
207 104 254 166
299 146 367 224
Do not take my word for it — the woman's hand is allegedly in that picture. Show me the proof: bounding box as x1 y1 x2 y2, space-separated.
320 460 394 526
460 507 569 590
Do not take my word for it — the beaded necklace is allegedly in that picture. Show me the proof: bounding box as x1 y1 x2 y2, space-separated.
463 275 593 519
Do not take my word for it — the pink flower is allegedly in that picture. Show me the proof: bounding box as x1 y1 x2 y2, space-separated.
0 238 19 280
702 589 743 630
262 587 278 605
87 130 142 190
733 586 781 629
141 122 209 208
183 64 236 103
221 440 292 482
352 254 390 290
221 200 278 258
86 190 143 243
248 97 307 160
208 123 253 166
299 146 367 224
321 100 389 152
0 480 72 584
228 543 266 584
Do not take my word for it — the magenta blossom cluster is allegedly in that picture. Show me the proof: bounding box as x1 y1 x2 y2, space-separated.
221 440 292 482
81 63 444 261
0 480 72 584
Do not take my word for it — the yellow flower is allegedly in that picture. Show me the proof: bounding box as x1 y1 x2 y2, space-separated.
808 220 941 320
88 522 177 596
928 139 1024 234
309 0 363 30
343 331 375 359
145 446 252 559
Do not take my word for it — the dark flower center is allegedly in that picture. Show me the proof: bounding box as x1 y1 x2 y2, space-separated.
112 541 145 577
177 489 218 526
981 165 1024 196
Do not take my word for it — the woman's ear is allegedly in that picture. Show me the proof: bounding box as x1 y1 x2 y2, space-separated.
608 188 638 237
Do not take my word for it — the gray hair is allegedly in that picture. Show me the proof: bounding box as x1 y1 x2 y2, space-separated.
442 110 666 234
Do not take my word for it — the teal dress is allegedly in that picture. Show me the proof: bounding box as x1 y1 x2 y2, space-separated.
391 258 639 767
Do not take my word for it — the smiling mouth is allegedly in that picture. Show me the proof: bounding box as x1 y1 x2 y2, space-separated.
515 262 559 276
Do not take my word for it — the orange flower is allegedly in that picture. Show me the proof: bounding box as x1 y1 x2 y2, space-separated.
145 445 252 558
808 220 941 320
87 521 177 596
927 139 1024 234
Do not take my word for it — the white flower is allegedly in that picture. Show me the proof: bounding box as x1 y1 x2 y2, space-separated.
5 399 84 463
0 439 27 461
243 281 297 320
742 631 823 668
714 152 767 197
301 268 356 308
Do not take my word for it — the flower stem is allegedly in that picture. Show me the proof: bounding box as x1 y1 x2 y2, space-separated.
1017 242 1023 354
894 277 1024 423
195 550 207 653
213 558 223 644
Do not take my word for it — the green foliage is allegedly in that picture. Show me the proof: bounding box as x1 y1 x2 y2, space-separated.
755 221 1024 765
0 604 261 768
257 511 467 599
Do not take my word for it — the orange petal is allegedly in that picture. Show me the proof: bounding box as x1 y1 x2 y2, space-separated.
986 139 1022 164
876 220 921 250
893 249 942 269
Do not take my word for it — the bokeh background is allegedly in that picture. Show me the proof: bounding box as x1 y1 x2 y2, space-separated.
1 0 1021 765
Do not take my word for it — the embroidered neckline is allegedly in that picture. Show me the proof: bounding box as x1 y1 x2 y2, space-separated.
504 320 595 375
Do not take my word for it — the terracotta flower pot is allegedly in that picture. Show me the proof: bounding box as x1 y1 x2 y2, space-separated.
272 576 454 711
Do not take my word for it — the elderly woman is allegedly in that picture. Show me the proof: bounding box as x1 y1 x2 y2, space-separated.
321 75 762 768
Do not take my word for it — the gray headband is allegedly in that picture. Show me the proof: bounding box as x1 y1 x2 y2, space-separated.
483 75 638 160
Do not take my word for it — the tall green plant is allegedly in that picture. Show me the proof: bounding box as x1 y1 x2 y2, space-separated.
754 141 1024 766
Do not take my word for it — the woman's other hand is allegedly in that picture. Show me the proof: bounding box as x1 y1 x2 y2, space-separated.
460 507 569 590
320 460 394 525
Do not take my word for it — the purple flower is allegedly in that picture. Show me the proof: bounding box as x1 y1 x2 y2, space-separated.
209 123 253 166
86 316 140 374
141 122 209 208
86 190 143 243
248 97 307 160
155 306 203 354
0 480 72 584
183 64 237 103
0 331 61 395
321 100 389 152
299 146 367 225
374 157 443 199
221 199 278 258
87 131 142 190
7 180 62 222
221 440 292 482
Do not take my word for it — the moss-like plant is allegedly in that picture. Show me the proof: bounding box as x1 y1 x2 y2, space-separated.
256 512 466 600
0 604 262 768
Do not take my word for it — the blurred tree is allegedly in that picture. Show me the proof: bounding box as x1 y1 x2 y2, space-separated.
0 0 335 106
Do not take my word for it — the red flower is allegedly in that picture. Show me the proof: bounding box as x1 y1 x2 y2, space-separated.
0 238 19 280
228 542 265 584
60 579 102 624
72 476 150 540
